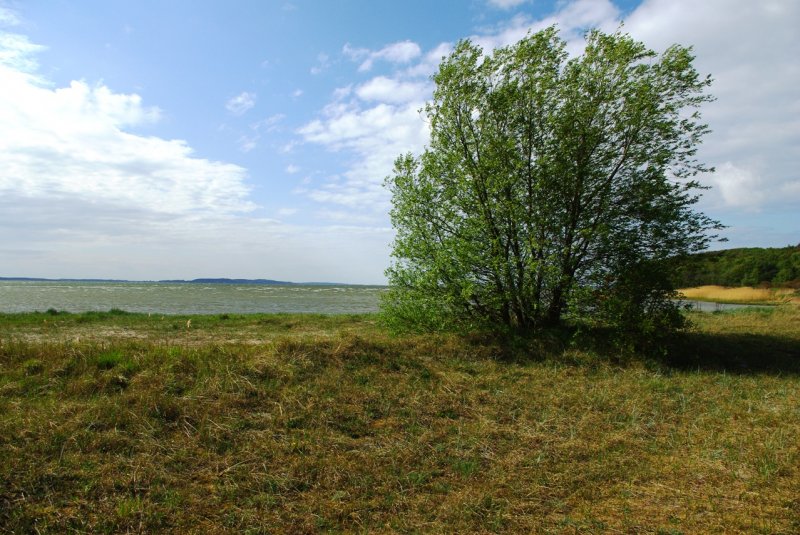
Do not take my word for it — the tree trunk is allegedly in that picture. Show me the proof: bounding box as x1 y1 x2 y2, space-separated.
545 285 565 326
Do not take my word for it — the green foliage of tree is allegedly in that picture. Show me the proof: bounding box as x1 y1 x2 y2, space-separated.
673 246 800 288
383 27 721 337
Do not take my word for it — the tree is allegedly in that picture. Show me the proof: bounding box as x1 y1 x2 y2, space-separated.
382 27 722 336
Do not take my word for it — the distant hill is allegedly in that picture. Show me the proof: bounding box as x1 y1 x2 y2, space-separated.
160 278 294 285
0 277 349 286
673 245 800 288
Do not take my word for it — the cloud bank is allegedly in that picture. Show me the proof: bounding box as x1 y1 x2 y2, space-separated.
0 32 253 216
0 28 389 283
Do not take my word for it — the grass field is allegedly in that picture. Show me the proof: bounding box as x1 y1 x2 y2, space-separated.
1 308 799 533
678 285 800 305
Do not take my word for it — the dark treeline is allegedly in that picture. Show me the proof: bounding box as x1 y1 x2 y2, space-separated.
673 245 800 288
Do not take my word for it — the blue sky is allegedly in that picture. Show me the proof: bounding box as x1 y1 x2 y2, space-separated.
0 0 797 283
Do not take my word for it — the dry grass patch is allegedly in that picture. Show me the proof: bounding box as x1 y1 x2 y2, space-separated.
678 285 799 304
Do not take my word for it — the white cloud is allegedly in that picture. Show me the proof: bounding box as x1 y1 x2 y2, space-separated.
238 135 258 153
276 207 298 217
0 30 254 217
373 41 421 63
225 91 256 115
316 209 384 225
0 6 20 26
0 194 391 283
355 76 431 104
471 0 620 53
285 164 300 174
291 88 303 98
342 43 368 61
237 113 289 152
299 100 429 210
344 40 422 72
252 113 285 133
0 32 45 72
487 0 527 9
709 162 766 210
404 42 453 78
332 85 353 101
623 0 800 212
279 140 298 153
310 52 330 75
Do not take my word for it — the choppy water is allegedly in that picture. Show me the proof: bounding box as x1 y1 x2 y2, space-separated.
0 281 385 315
680 300 772 312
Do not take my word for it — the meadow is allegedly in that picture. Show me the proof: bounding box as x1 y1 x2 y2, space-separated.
1 307 799 533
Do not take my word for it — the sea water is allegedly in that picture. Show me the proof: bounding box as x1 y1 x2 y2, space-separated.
0 281 385 315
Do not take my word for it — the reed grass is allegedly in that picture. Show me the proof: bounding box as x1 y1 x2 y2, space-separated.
678 285 799 305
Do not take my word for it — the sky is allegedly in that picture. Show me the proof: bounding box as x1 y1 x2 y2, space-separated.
0 0 797 284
